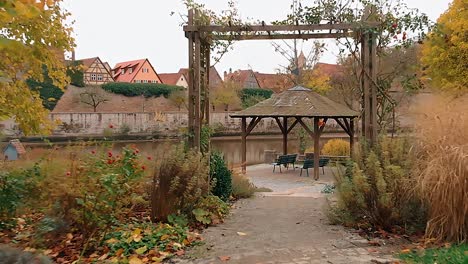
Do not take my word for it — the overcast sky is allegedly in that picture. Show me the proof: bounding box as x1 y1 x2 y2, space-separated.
63 0 452 75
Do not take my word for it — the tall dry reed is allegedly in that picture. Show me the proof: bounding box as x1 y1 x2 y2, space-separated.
412 94 468 243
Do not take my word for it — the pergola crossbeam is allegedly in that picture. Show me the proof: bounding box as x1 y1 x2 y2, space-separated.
287 119 300 134
247 117 262 135
183 23 377 33
211 33 351 41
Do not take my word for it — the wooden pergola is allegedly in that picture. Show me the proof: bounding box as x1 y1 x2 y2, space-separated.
230 86 359 179
183 9 378 152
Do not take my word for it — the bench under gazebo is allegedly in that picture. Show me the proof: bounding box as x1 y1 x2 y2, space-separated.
230 86 359 180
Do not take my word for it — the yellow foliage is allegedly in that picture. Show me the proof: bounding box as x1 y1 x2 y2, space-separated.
421 0 468 93
321 139 350 156
302 68 332 94
0 0 74 135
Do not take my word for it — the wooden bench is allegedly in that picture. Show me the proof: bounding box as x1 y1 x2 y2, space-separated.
300 158 330 177
272 154 297 173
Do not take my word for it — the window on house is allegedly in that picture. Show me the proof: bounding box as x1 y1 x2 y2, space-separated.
142 68 149 73
91 74 97 81
97 74 103 81
129 68 133 74
143 80 148 83
135 80 141 83
121 69 125 74
151 80 158 83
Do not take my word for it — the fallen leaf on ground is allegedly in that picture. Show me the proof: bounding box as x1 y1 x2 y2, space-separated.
135 245 147 255
129 256 144 264
368 240 381 246
98 253 108 260
400 249 411 254
218 255 231 261
236 232 247 236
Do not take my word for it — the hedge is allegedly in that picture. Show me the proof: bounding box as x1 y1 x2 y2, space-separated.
101 82 183 98
239 88 273 108
239 88 273 101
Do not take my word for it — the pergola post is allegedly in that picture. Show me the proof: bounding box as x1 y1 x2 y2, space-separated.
282 117 288 155
350 118 355 158
313 117 320 180
241 117 247 174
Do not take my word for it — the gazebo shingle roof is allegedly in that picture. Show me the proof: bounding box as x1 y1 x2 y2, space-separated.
231 86 359 118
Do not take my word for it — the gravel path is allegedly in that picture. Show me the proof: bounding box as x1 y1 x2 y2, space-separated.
172 165 400 264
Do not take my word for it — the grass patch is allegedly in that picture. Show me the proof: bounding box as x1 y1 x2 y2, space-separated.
399 243 468 264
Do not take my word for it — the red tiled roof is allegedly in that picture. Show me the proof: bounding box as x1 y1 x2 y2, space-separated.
255 73 294 93
112 59 159 83
314 63 342 76
225 70 259 87
159 73 183 86
9 139 26 154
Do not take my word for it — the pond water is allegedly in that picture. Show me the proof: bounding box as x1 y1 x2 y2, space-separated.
25 134 349 166
111 134 348 166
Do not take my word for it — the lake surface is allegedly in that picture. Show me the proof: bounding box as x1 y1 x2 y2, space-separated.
112 134 349 166
25 134 349 166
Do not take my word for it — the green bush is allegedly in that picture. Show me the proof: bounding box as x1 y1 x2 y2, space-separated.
104 221 190 259
69 147 146 239
192 195 229 225
210 152 232 202
239 88 273 108
330 137 427 234
102 82 182 98
0 165 42 226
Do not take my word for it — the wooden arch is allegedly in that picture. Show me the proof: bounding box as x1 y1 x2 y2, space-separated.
183 9 378 152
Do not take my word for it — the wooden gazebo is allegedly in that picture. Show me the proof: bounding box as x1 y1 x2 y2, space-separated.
230 86 359 180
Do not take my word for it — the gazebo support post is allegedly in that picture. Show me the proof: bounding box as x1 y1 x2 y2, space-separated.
283 117 288 155
241 117 247 174
313 117 320 180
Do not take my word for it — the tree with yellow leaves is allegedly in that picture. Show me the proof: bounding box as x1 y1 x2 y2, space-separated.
0 0 74 135
422 0 467 93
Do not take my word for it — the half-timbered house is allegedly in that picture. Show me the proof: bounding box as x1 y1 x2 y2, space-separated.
78 57 114 85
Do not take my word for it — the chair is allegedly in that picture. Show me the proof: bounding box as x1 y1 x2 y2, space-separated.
286 154 297 170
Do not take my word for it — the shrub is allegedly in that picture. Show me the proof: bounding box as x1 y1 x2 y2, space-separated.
413 95 468 243
150 146 210 221
210 152 232 202
119 123 131 135
104 220 195 260
330 137 427 234
231 171 256 199
192 195 229 225
67 147 146 240
322 139 350 156
239 88 273 108
0 164 42 226
102 82 182 98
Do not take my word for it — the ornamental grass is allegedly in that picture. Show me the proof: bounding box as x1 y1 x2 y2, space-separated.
412 95 468 243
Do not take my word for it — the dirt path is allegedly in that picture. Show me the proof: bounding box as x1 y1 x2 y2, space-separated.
172 165 400 264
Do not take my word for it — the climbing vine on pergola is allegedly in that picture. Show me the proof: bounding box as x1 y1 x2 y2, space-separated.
183 9 379 151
